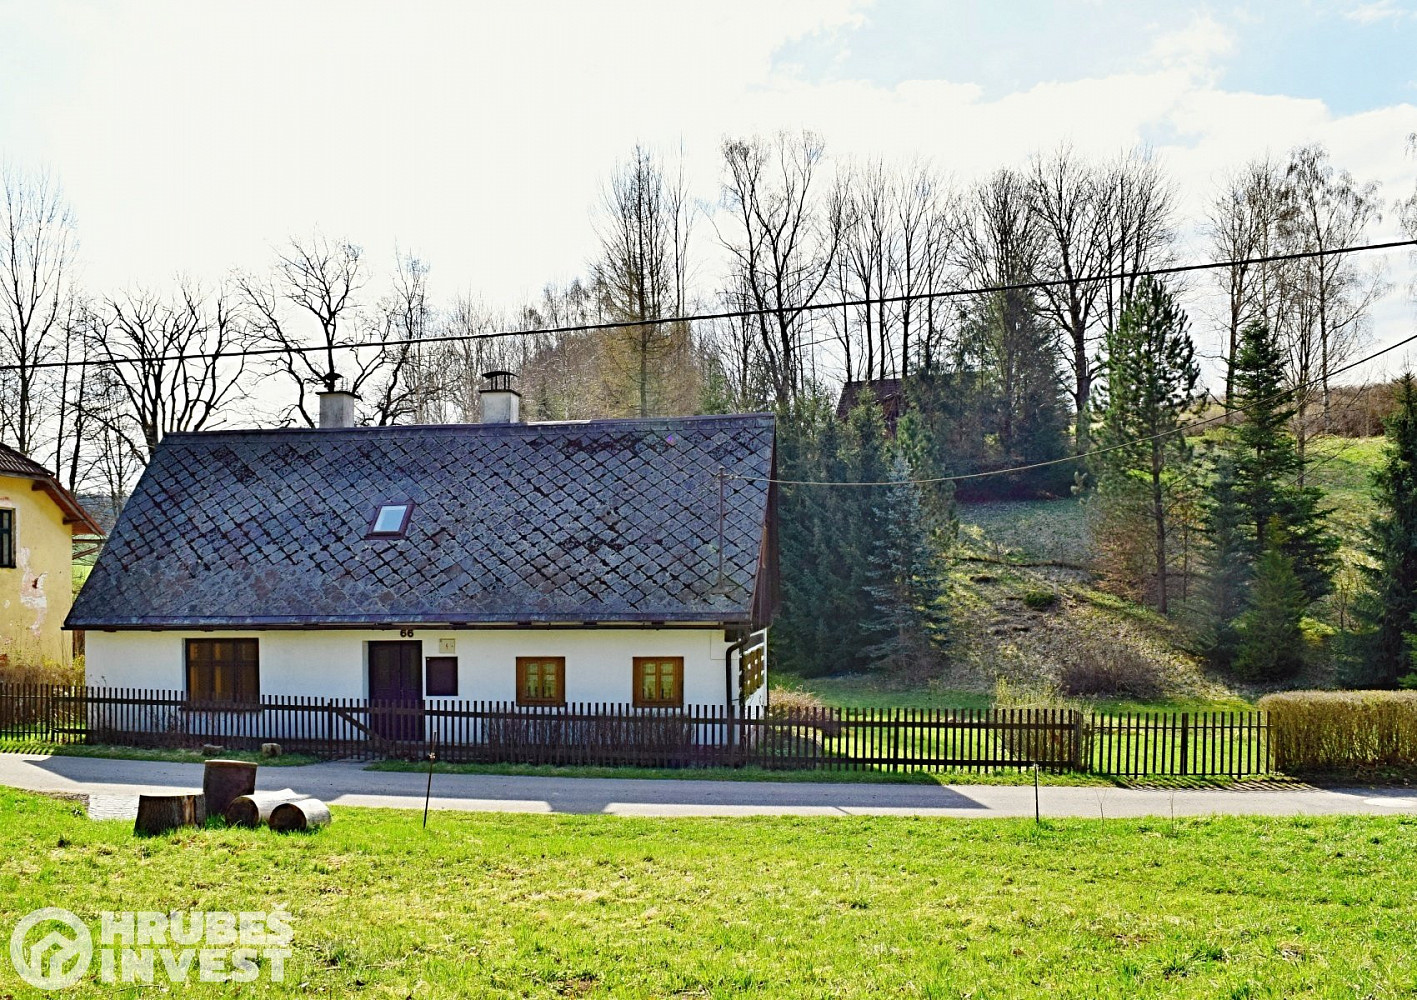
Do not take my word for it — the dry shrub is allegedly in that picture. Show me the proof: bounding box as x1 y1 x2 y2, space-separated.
766 687 840 738
1259 690 1417 772
1057 643 1166 699
0 655 83 687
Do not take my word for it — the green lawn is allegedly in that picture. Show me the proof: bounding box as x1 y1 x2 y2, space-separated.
779 674 1254 716
0 741 319 767
2 789 1415 997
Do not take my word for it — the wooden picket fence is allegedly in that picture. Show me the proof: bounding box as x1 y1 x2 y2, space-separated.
0 684 1271 778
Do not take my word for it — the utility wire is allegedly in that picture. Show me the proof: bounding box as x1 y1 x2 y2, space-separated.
2 238 1412 374
735 327 1417 487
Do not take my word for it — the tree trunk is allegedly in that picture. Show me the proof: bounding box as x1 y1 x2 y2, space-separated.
1152 445 1168 614
269 798 332 833
224 789 305 828
202 759 258 818
134 793 205 836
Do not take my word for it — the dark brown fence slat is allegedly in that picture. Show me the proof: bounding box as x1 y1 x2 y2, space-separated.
0 684 1274 778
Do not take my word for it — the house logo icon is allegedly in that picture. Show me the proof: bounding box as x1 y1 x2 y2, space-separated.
10 908 92 990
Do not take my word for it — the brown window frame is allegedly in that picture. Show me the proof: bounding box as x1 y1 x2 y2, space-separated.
0 508 13 569
365 502 415 539
185 638 260 707
425 656 458 697
515 656 566 707
632 657 684 708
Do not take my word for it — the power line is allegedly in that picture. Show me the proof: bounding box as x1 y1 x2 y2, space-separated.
736 327 1417 487
2 238 1412 374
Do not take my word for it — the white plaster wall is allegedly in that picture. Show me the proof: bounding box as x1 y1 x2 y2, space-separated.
85 627 741 707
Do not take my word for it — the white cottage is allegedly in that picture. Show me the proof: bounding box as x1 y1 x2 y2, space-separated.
67 379 775 741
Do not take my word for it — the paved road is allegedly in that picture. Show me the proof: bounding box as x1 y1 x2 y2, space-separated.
4 752 1417 820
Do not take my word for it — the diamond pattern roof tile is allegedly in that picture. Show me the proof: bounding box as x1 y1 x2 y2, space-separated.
68 414 776 628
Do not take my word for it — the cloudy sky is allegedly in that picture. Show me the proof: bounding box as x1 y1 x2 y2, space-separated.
3 0 1416 381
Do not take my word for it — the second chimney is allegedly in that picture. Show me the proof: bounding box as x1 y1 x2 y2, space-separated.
317 389 359 429
479 371 521 424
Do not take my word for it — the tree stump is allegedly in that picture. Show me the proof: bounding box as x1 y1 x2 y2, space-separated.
133 794 205 836
269 798 331 833
202 760 258 818
223 789 304 828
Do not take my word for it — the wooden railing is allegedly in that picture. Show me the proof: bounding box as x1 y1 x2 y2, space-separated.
0 684 1271 777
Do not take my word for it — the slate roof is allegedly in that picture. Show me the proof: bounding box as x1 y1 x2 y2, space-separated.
67 414 777 628
0 442 105 536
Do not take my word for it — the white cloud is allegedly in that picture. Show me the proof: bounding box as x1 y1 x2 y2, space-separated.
1344 0 1412 25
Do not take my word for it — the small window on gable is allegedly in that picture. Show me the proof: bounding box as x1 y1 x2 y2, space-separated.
367 503 413 538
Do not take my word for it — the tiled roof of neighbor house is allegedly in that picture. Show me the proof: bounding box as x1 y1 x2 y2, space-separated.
0 442 54 478
67 414 777 628
835 378 905 427
0 442 105 536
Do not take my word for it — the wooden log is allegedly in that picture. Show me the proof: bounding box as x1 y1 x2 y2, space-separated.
133 793 205 836
269 797 331 833
223 789 304 828
202 760 258 818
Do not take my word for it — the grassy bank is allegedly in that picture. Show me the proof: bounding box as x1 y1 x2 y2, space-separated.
2 790 1415 996
0 741 319 766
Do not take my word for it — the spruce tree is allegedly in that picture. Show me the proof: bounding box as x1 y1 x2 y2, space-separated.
1356 374 1417 686
1201 457 1249 667
1095 277 1200 612
1226 321 1338 603
863 453 951 669
1234 523 1309 680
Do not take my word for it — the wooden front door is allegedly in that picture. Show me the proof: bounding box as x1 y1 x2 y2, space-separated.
368 641 424 743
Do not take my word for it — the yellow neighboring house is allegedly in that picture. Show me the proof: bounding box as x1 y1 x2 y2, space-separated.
0 443 103 669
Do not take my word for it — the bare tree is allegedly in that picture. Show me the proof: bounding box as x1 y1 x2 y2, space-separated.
238 234 411 426
718 132 844 404
1097 149 1177 341
954 169 1054 455
1028 144 1110 453
1281 143 1384 424
0 167 75 456
592 145 696 417
1206 156 1289 406
84 281 256 459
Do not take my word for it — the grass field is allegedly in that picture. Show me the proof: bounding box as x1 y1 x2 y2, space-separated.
1 789 1415 997
0 741 319 766
780 674 1254 716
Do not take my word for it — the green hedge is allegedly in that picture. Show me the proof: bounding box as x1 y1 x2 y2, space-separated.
1259 690 1417 772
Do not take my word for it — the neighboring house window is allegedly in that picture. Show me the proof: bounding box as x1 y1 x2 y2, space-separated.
366 503 414 538
425 656 458 697
186 639 260 705
0 509 13 568
516 657 565 706
633 657 683 708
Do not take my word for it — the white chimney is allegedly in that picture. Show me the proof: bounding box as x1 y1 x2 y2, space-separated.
479 371 521 424
317 390 359 429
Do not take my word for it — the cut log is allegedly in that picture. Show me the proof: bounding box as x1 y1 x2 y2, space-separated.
202 760 258 818
134 793 205 836
269 797 331 833
260 743 283 758
223 789 304 828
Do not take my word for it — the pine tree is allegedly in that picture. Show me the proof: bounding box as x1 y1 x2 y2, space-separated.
863 453 951 669
1356 374 1417 686
1094 277 1200 612
1234 524 1309 680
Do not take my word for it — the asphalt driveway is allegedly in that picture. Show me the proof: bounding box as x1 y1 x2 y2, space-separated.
3 752 1416 820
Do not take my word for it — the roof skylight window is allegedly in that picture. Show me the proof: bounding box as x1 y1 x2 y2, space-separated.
367 503 413 538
